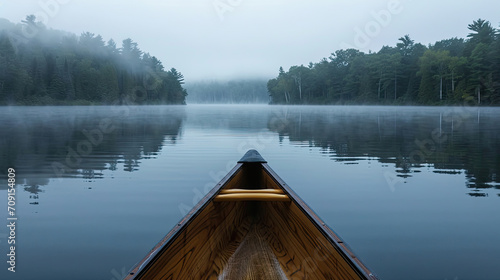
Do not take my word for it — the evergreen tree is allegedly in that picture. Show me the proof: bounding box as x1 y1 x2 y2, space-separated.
268 18 500 106
0 33 21 102
0 17 187 105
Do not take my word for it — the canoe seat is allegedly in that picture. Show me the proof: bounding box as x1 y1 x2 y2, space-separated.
215 189 290 202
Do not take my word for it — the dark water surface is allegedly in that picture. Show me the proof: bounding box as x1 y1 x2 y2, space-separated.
0 105 499 280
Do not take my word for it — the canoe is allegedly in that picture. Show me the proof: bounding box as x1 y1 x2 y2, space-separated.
124 150 379 280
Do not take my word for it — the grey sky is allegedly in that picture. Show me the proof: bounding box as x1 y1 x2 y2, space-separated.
1 0 499 81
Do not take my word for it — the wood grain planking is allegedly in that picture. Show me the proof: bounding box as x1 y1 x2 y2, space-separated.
262 201 363 280
139 201 246 279
220 222 287 280
262 163 376 279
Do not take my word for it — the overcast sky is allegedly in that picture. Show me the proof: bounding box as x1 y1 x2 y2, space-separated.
2 0 499 81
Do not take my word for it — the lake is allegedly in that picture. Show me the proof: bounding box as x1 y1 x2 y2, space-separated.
0 104 499 280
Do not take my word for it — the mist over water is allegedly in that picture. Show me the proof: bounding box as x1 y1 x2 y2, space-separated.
184 79 270 104
0 105 499 280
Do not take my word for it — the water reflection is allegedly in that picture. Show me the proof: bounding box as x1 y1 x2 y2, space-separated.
0 105 185 187
267 106 500 197
0 105 499 200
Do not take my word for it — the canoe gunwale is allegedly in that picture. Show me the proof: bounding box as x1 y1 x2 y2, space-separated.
261 163 379 280
124 162 244 279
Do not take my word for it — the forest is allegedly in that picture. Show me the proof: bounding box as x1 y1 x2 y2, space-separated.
0 16 187 105
268 19 500 105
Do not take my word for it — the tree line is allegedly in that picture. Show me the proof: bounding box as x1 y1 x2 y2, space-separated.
268 19 500 105
0 16 187 105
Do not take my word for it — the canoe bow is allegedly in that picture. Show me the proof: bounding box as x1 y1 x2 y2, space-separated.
124 150 379 280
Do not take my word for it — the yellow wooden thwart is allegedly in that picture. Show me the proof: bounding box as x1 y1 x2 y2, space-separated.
215 190 290 202
219 189 284 194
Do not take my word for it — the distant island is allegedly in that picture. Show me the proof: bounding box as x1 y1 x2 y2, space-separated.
268 19 500 106
185 79 269 104
0 16 187 105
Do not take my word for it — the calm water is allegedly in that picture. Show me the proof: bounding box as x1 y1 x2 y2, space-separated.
0 105 499 280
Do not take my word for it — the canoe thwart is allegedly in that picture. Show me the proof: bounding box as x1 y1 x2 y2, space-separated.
214 193 290 202
219 189 284 194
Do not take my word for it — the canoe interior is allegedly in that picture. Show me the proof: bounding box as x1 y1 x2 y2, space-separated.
129 162 374 280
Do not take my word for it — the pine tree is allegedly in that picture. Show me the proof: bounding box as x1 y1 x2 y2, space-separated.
0 33 21 102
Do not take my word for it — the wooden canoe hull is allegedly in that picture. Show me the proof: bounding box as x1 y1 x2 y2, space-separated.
124 150 378 280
